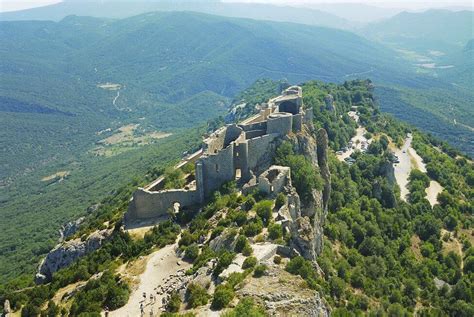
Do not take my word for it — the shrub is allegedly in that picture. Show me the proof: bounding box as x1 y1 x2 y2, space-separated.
221 298 266 317
235 235 250 253
227 272 247 288
191 246 216 273
286 256 318 288
242 256 258 269
211 284 235 310
213 251 236 277
242 243 253 256
329 277 345 297
275 193 287 209
163 167 186 189
243 219 263 237
253 264 267 277
211 226 225 240
268 223 283 240
187 283 209 308
185 244 200 262
243 196 256 211
167 291 181 312
179 230 198 247
273 255 282 264
254 200 273 225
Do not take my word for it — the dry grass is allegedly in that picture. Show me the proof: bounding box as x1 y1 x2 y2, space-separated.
410 235 423 260
91 124 172 157
41 171 70 182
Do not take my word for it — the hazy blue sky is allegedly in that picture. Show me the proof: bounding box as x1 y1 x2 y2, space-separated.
0 0 472 12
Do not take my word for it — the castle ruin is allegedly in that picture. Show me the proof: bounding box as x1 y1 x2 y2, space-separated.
125 86 314 222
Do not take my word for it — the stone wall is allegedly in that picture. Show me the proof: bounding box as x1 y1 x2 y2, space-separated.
127 188 200 220
246 134 278 175
267 112 293 135
199 144 235 198
257 166 290 197
240 121 267 132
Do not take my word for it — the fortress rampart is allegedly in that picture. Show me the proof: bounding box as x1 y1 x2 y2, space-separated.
125 86 313 223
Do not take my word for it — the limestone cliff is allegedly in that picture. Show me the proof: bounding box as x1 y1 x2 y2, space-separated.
35 228 112 284
276 125 331 260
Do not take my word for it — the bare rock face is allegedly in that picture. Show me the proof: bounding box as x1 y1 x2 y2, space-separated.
3 299 11 316
59 217 85 241
35 228 112 284
324 94 336 112
236 265 330 316
316 128 331 214
209 229 236 253
278 127 330 260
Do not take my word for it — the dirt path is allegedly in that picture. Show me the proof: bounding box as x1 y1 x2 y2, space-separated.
393 135 414 201
336 111 370 162
109 242 190 317
393 134 443 204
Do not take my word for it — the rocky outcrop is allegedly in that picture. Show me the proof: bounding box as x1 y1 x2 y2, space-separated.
236 265 330 316
324 94 335 112
59 217 84 241
3 299 11 317
276 126 330 260
35 228 112 284
316 128 331 213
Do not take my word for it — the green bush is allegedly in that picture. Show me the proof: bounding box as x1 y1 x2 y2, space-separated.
167 291 181 312
242 243 253 256
275 193 287 209
243 219 263 237
253 264 267 277
273 255 282 264
213 251 236 277
163 167 186 189
221 298 266 317
254 200 273 225
211 284 235 310
243 196 256 211
242 256 258 269
185 244 200 262
235 235 250 253
268 223 283 240
187 283 209 308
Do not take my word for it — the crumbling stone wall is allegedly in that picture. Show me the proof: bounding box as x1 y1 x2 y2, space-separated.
126 86 319 222
127 188 200 220
199 144 236 198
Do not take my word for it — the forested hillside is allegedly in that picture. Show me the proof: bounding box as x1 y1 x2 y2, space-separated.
1 79 472 316
1 8 473 295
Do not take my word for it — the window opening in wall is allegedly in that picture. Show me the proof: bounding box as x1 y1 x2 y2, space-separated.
172 202 181 214
235 168 241 180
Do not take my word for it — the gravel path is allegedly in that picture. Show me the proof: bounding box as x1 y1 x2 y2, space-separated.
109 242 190 317
393 134 443 204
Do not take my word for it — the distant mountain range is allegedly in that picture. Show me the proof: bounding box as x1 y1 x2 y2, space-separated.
362 9 474 54
0 0 354 29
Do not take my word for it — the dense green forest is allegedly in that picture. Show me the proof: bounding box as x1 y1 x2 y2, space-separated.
1 79 472 316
